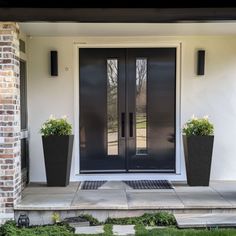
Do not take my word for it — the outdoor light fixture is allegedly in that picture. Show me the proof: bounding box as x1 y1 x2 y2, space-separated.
50 50 58 76
18 213 30 227
197 50 205 76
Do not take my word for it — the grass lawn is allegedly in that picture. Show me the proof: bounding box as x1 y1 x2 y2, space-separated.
3 218 236 236
136 116 146 129
2 223 236 236
0 221 75 236
135 225 236 236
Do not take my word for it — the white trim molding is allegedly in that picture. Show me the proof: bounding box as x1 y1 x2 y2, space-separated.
73 39 183 181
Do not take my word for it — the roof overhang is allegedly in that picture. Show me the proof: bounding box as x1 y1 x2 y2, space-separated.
2 8 236 22
18 22 236 36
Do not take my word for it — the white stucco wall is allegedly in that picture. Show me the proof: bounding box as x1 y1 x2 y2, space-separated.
27 36 236 182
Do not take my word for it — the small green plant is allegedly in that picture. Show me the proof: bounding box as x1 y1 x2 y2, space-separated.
105 212 176 226
151 212 176 226
183 115 214 136
79 214 101 226
103 224 113 235
106 216 141 225
52 212 61 223
0 220 17 236
40 115 72 136
0 220 74 236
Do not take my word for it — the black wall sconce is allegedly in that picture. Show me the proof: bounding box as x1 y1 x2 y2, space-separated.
197 50 205 76
50 50 58 76
18 213 30 227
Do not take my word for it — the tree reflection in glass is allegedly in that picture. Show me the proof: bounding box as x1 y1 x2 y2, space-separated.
107 59 118 156
136 59 147 155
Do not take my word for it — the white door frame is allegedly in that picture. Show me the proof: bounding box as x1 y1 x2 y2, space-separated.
72 39 183 181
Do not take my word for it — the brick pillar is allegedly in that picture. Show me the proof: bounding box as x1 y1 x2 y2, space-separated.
0 23 21 223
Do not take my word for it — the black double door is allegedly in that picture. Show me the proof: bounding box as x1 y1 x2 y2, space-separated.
80 48 176 173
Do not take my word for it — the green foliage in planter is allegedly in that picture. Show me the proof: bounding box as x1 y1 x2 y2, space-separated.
0 220 74 236
183 115 214 136
105 212 176 226
40 115 72 136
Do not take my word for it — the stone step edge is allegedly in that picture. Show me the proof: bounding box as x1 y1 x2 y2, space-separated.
14 206 236 210
177 223 236 229
175 213 236 229
75 225 136 235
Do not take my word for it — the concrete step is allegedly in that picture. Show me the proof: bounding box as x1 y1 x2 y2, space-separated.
175 213 236 228
74 225 135 235
14 208 236 225
75 225 104 234
113 225 135 236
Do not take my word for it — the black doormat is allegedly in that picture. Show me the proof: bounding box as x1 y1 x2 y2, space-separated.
123 180 173 189
80 181 107 190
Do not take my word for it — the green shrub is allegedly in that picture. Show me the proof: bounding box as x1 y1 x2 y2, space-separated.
40 115 72 136
0 220 74 236
147 212 176 226
79 214 101 226
183 115 214 136
0 220 17 236
106 216 141 225
105 212 176 226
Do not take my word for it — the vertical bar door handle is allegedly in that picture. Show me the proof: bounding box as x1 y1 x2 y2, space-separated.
121 113 125 137
129 112 133 137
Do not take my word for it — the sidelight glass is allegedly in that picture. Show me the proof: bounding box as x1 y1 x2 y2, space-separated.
107 59 118 155
136 58 147 154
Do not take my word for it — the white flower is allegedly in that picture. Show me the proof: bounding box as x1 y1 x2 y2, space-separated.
191 114 197 120
49 114 55 120
203 115 209 120
61 115 67 120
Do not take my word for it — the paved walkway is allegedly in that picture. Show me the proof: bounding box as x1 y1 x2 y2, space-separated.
175 213 236 228
15 181 236 211
75 225 136 235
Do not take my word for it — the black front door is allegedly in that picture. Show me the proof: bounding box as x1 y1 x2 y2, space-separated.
79 48 176 173
20 60 29 182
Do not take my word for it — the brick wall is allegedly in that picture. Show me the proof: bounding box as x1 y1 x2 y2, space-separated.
0 22 21 223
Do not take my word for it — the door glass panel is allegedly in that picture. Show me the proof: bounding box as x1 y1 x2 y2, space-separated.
136 58 147 154
107 59 118 155
20 61 27 130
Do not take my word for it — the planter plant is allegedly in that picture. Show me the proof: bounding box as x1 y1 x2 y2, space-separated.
40 115 74 186
182 115 214 186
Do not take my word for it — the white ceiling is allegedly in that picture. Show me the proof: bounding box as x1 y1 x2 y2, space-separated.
19 22 236 37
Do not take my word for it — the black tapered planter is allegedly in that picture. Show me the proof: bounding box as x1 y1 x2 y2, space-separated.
42 135 74 186
183 135 214 186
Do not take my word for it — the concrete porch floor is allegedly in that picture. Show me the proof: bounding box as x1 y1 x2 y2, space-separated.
14 181 236 224
15 181 236 211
